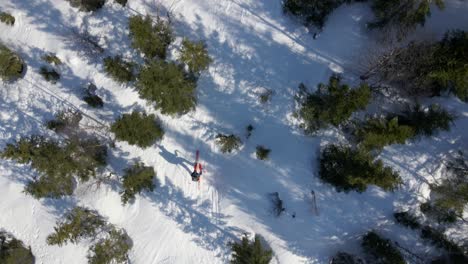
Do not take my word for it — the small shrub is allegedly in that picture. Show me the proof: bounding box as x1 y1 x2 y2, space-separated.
246 124 254 138
0 43 24 81
362 231 405 264
88 228 131 264
0 12 15 25
0 231 35 264
259 89 274 104
111 111 164 148
256 145 271 160
103 56 134 83
393 211 421 229
46 109 83 134
66 0 106 12
355 116 415 151
42 53 62 65
137 60 196 115
1 136 107 198
121 162 156 204
268 192 285 217
39 66 60 83
319 144 401 192
398 104 454 137
129 15 173 59
216 134 242 153
330 252 364 264
114 0 127 7
83 94 104 108
230 234 273 264
420 226 464 255
47 207 106 246
178 38 212 74
296 75 371 133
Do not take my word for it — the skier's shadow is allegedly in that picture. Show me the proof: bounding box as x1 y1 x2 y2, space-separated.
158 146 192 174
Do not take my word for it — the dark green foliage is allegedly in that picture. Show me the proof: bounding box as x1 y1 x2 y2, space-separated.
369 0 445 37
111 111 164 148
420 226 465 255
88 228 131 264
230 235 273 264
420 202 457 223
137 60 196 115
39 66 60 83
0 12 15 26
103 56 134 83
431 253 468 264
362 231 405 264
178 38 212 74
47 207 106 246
216 134 242 153
128 15 173 59
393 211 421 229
66 0 106 12
121 162 156 204
46 109 83 134
246 124 254 139
297 75 371 133
256 145 271 160
83 94 104 108
355 116 415 151
0 231 35 264
330 252 365 264
114 0 127 6
283 0 350 29
42 53 62 65
0 43 24 81
1 136 107 198
319 145 401 192
398 104 454 137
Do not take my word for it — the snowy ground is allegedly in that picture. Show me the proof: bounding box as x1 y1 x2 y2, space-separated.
1 0 468 263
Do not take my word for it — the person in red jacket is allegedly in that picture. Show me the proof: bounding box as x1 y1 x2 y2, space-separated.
191 162 202 181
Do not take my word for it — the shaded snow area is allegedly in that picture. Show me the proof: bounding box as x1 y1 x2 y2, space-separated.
1 0 468 263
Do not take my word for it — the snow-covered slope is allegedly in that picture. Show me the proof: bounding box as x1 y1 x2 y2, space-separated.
1 0 467 263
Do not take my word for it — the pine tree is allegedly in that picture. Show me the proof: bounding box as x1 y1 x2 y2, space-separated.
0 231 35 264
111 111 164 148
137 60 196 115
0 12 15 26
39 66 60 83
319 144 402 192
103 56 135 83
230 235 273 264
128 15 173 59
178 38 212 75
216 134 242 153
256 145 271 160
66 0 106 12
297 75 371 133
330 252 365 264
397 104 454 137
362 231 405 264
0 43 24 81
88 228 131 264
46 109 83 135
283 0 350 29
121 162 156 204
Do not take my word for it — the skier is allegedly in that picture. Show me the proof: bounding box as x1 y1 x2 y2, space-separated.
191 162 202 181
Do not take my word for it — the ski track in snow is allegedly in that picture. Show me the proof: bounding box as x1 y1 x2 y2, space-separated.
1 0 468 263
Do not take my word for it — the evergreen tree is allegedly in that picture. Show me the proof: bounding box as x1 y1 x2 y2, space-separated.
88 228 131 264
111 111 164 148
137 60 196 115
46 109 83 135
297 75 371 133
42 53 62 65
0 12 15 26
369 0 445 38
103 56 135 83
66 0 106 12
39 66 60 83
178 38 212 75
230 235 273 264
398 104 454 137
121 162 156 204
0 43 24 81
393 211 421 229
355 116 415 151
256 145 271 160
319 144 402 192
362 231 405 264
128 15 173 59
115 0 127 7
47 207 106 246
216 134 242 153
1 136 107 198
283 0 351 29
0 231 35 264
330 252 365 264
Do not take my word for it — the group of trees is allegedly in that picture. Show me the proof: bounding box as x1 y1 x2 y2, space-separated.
47 206 132 264
283 0 445 38
0 231 35 264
